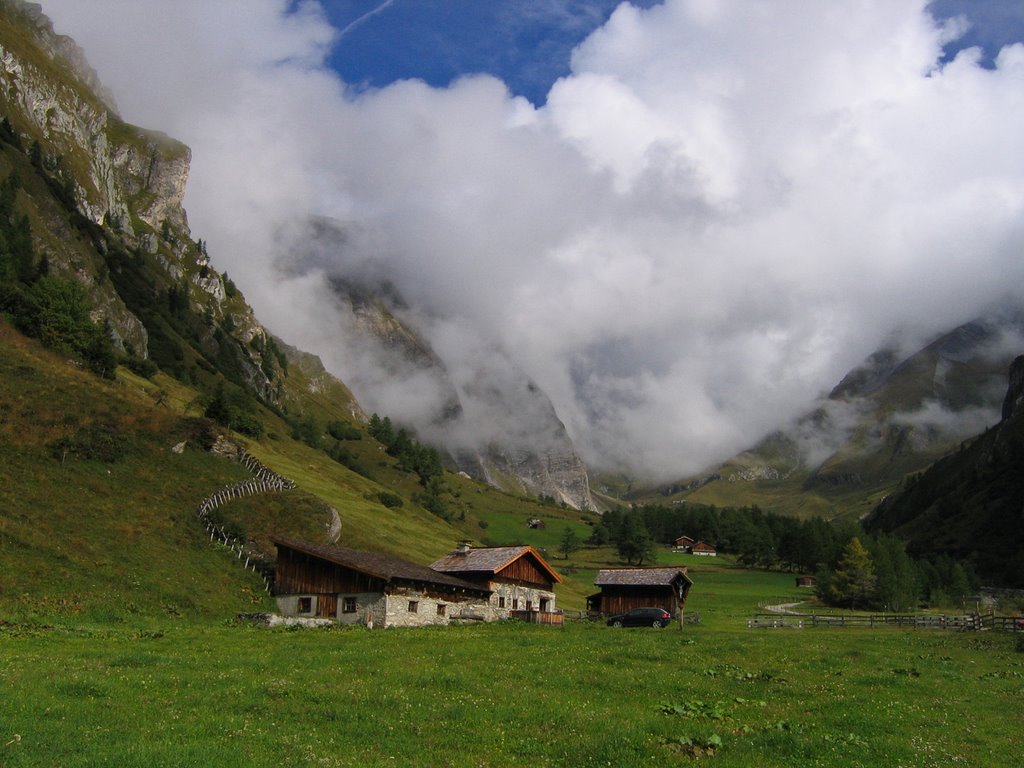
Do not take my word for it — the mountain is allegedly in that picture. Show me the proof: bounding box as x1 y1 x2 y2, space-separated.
863 355 1024 587
645 313 1023 519
290 218 596 510
0 0 594 509
0 0 287 404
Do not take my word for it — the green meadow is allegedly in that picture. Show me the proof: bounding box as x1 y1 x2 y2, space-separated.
1 325 1022 767
2 561 1022 768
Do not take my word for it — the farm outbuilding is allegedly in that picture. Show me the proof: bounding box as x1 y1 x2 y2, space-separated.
795 575 817 588
272 538 492 628
691 541 717 557
587 567 693 619
673 535 696 551
431 543 562 620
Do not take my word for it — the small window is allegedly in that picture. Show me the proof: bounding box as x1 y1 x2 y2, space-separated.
498 596 506 609
526 600 533 611
408 600 419 613
297 597 312 614
342 597 357 614
437 604 446 617
540 598 550 612
512 599 519 610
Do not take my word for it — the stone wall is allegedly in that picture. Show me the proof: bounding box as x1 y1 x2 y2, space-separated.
487 583 556 620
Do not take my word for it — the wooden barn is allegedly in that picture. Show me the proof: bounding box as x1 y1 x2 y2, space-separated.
431 544 562 621
587 567 693 619
673 535 696 551
272 538 491 628
691 541 717 557
795 575 817 589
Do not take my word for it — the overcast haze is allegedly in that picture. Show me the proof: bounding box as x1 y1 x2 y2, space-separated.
41 0 1024 481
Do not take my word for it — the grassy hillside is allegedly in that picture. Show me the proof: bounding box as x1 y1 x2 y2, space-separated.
0 321 272 622
0 318 602 621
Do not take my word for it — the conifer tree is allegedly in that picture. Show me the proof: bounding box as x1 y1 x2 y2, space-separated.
828 537 876 610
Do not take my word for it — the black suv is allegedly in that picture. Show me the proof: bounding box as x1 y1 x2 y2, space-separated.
607 607 672 628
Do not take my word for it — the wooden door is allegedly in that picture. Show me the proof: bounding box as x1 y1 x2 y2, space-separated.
317 594 338 618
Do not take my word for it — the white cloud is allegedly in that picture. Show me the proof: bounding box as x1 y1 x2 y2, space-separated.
40 0 1024 481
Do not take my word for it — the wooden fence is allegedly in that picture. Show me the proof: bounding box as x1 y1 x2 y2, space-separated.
195 447 296 593
748 611 1024 632
510 610 565 626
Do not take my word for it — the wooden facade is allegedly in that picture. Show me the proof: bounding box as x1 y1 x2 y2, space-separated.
272 538 491 628
431 545 562 620
589 567 693 619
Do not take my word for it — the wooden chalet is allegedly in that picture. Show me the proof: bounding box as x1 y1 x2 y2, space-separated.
673 535 696 551
272 537 491 628
691 541 717 557
795 575 817 589
431 544 562 620
587 567 693 619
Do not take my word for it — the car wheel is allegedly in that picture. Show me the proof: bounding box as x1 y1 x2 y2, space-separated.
612 620 623 628
652 620 663 628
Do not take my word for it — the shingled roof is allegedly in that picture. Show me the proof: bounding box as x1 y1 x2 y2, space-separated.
273 537 491 595
431 545 562 583
595 567 692 587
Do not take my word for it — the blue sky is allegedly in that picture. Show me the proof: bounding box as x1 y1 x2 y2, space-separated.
322 0 661 104
324 0 1024 105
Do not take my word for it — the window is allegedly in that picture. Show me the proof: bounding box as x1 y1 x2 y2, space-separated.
342 597 357 614
408 600 419 613
498 596 506 609
540 598 550 612
297 597 312 614
512 599 519 610
526 600 533 611
436 604 446 617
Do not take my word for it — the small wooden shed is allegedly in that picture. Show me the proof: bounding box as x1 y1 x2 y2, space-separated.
587 567 693 619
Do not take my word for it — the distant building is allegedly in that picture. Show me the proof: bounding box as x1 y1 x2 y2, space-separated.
795 575 817 589
587 567 693 619
673 535 696 551
691 541 717 557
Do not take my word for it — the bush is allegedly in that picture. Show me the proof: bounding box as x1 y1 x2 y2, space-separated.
124 356 159 379
50 423 128 463
377 492 404 509
327 420 362 441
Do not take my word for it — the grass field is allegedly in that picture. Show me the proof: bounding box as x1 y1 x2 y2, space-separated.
2 326 1022 767
2 562 1022 768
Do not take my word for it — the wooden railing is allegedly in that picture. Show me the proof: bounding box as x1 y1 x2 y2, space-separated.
510 610 564 626
747 611 1024 632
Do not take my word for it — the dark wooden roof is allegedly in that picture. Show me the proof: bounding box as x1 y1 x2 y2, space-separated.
595 567 692 587
431 545 562 583
273 537 491 595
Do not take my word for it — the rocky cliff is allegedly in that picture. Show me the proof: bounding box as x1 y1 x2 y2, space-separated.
326 274 596 510
0 0 283 399
1001 355 1024 421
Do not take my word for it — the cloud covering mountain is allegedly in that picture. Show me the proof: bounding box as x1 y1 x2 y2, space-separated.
42 0 1024 481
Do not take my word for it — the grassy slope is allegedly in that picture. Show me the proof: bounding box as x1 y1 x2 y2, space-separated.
0 318 600 619
0 321 271 623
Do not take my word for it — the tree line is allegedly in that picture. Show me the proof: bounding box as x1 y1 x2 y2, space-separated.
591 503 980 610
0 156 117 378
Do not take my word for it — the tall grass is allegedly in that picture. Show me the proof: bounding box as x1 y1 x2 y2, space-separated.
1 618 1020 767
